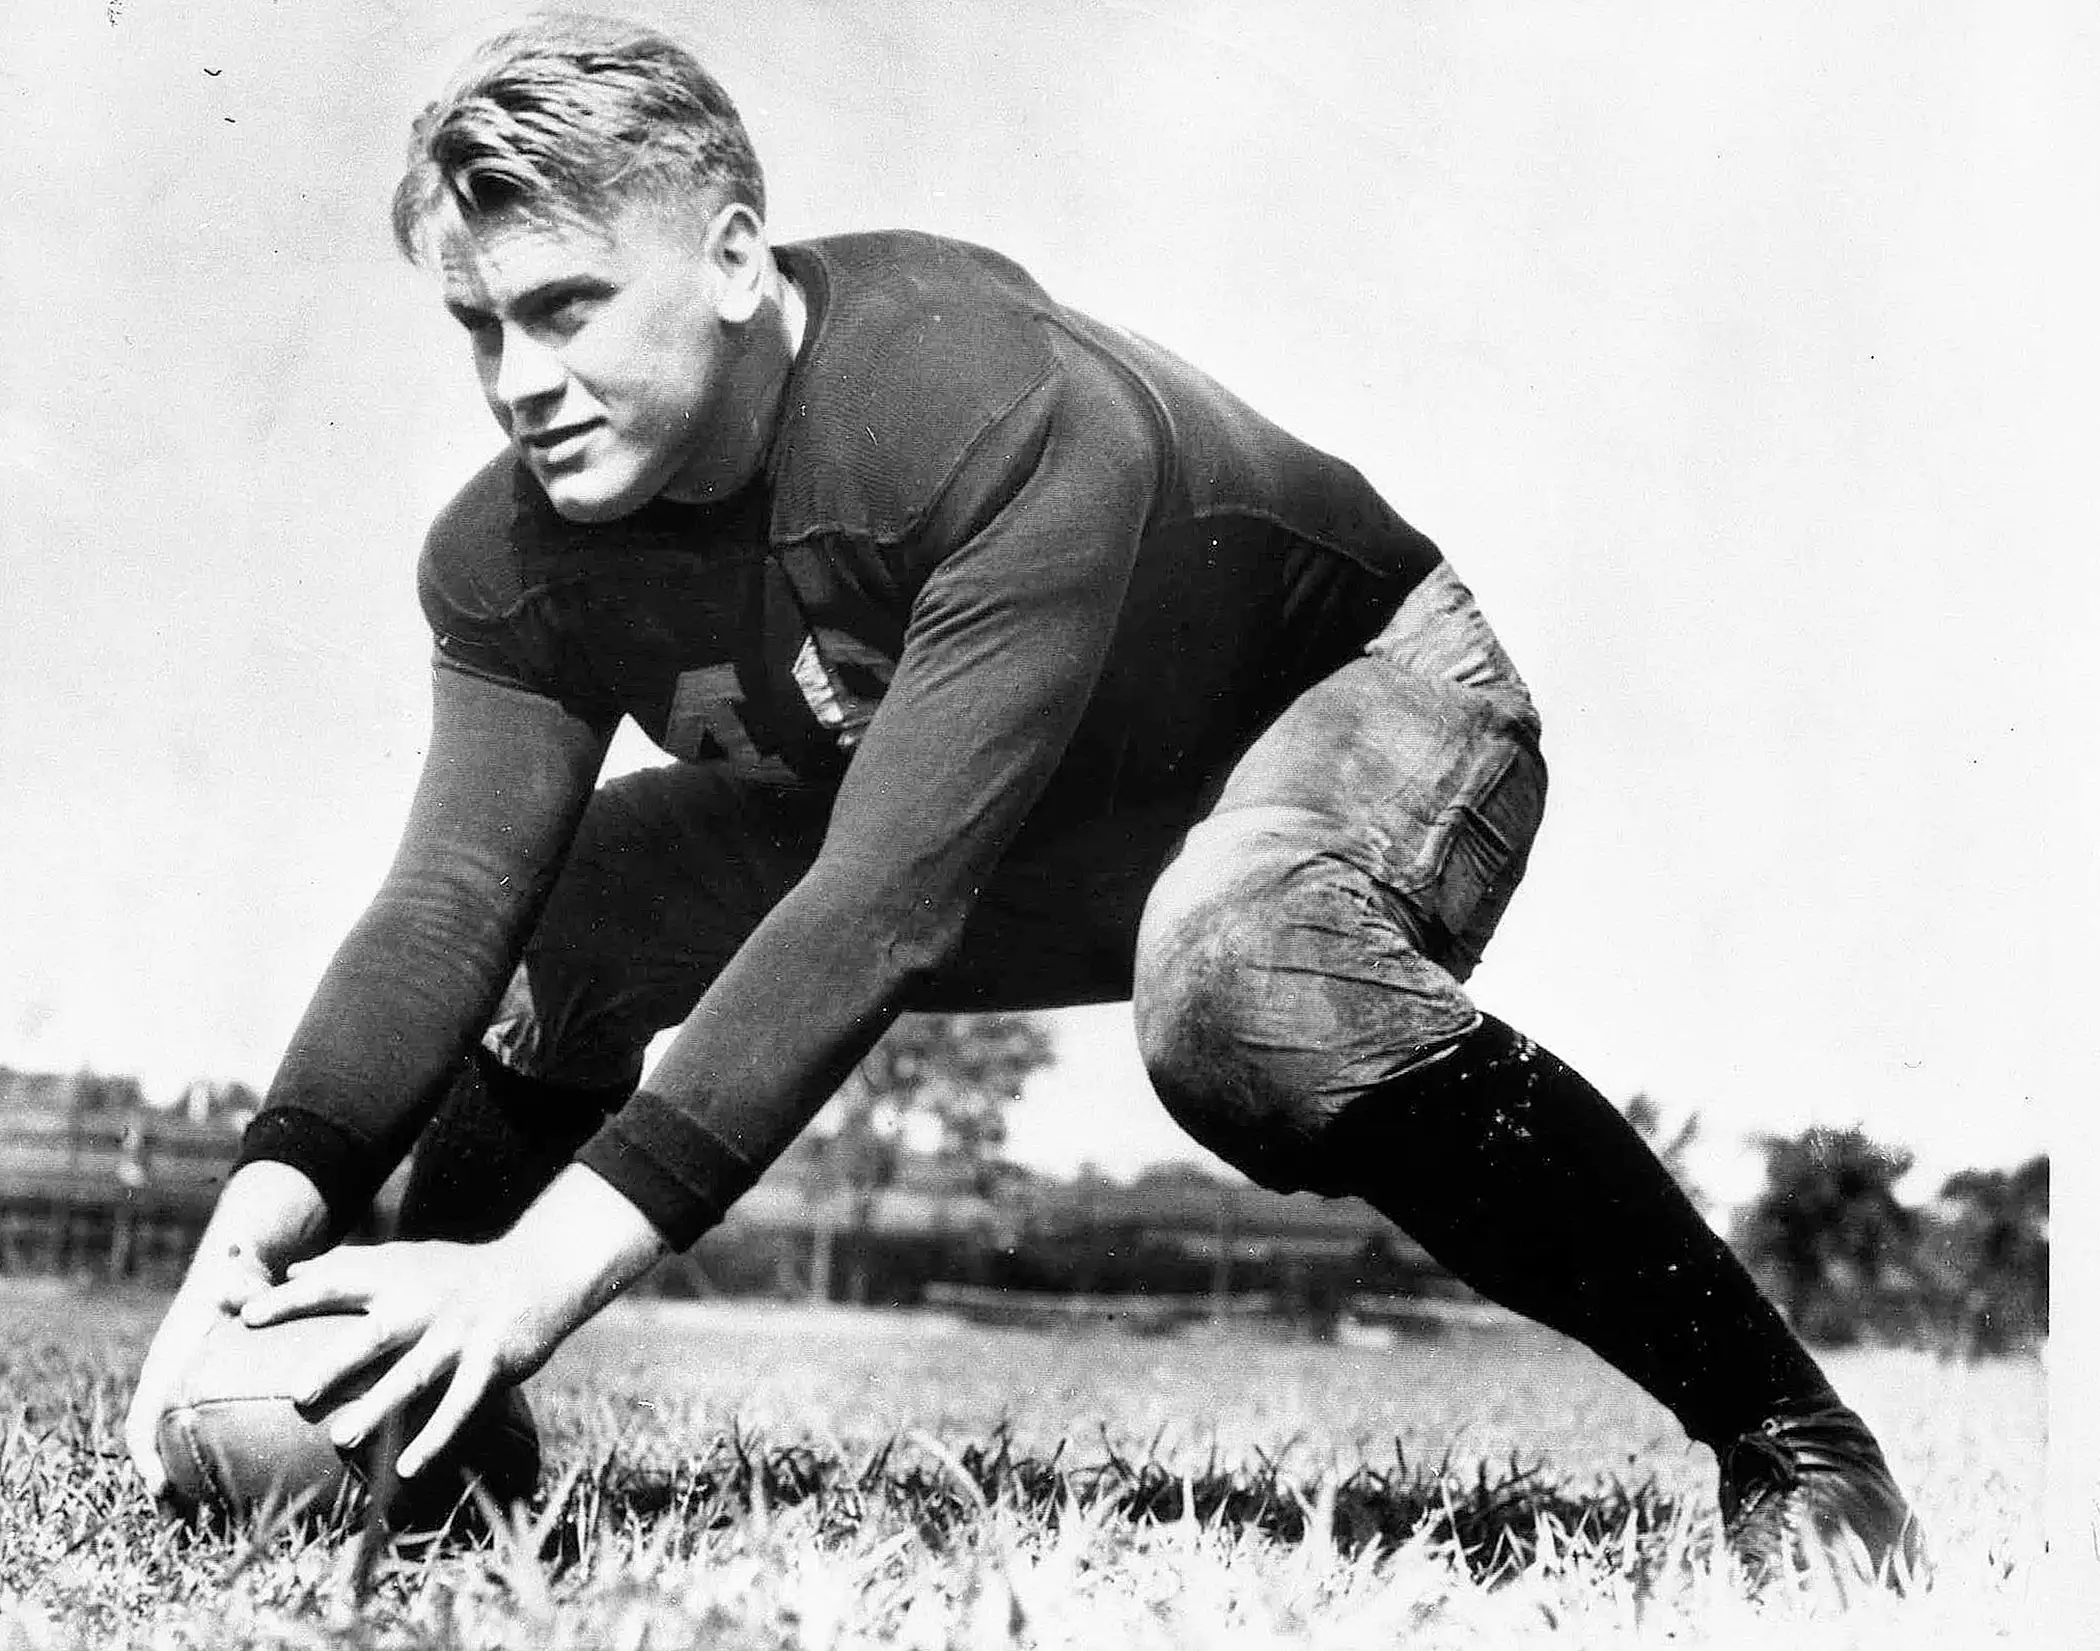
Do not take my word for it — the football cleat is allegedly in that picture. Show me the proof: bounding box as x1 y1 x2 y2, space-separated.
1718 1403 1927 1592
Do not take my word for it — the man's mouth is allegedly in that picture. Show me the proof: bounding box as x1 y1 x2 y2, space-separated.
518 422 598 463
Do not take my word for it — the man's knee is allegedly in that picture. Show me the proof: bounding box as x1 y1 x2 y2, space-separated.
1132 808 1478 1192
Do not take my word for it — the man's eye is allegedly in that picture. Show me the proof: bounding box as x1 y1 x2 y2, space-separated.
541 296 594 335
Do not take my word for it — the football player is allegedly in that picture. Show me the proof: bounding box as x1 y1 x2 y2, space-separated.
128 10 1919 1586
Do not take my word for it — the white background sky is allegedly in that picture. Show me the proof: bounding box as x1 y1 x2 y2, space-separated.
2 1 2091 1214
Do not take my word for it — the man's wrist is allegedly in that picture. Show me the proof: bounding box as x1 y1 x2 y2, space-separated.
494 1163 671 1335
574 1092 754 1251
235 1106 386 1234
201 1161 332 1271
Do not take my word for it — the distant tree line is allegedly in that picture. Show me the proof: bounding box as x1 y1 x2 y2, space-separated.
1733 1127 2047 1357
0 1066 260 1128
2 1053 2049 1358
1624 1092 2047 1357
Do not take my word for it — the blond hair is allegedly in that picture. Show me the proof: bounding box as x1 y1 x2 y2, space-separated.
391 11 764 260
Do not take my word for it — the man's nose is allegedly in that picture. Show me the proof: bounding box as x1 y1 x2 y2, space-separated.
494 325 566 412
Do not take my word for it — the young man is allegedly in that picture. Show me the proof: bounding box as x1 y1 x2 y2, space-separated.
127 12 1920 1584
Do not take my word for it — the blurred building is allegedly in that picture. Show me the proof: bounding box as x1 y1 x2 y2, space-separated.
0 1069 249 1279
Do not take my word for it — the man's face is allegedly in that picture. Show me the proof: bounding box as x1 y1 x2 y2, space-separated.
438 204 743 522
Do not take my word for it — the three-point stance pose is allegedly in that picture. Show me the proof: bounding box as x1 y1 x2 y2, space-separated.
129 13 1919 1583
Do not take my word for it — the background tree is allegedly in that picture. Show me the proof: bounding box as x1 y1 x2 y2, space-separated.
802 1012 1054 1302
1732 1125 1920 1345
1621 1091 1706 1211
1928 1155 2049 1356
63 1069 148 1117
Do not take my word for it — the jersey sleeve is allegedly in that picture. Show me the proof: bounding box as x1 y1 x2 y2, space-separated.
574 341 1161 1247
235 660 614 1222
411 451 584 704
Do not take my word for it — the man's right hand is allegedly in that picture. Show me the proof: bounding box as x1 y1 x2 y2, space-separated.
124 1160 333 1501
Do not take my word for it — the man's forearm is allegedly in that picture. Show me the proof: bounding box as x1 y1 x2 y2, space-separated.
243 888 527 1217
241 661 615 1227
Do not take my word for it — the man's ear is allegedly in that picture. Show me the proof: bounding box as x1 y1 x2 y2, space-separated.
707 202 770 325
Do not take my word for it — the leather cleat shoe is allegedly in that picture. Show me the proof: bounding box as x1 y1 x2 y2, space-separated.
1718 1403 1927 1593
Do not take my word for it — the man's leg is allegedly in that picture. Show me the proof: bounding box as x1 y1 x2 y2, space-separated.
1131 695 1836 1440
394 1051 631 1243
397 763 832 1243
1130 570 1920 1582
1323 1015 1923 1584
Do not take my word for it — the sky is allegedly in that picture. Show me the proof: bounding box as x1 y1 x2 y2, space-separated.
1 0 2092 1213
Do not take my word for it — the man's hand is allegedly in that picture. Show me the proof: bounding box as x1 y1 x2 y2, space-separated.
241 1164 668 1479
240 1239 562 1480
125 1160 332 1499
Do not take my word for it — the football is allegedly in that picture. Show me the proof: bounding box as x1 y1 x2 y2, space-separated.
155 1311 541 1526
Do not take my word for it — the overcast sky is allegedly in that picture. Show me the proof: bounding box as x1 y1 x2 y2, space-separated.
2 1 2090 1207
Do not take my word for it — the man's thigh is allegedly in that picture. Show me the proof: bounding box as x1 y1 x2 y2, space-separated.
929 563 1547 1019
1205 557 1546 982
933 622 1551 1071
1131 571 1549 1134
1204 657 1547 982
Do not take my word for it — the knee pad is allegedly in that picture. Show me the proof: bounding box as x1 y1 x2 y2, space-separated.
1133 807 1480 1192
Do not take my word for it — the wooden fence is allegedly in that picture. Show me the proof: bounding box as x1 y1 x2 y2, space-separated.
0 1111 235 1281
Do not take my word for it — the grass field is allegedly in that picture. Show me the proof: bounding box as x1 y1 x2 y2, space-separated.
0 1280 2052 1648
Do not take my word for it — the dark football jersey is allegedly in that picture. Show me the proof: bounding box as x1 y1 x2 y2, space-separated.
245 231 1447 1247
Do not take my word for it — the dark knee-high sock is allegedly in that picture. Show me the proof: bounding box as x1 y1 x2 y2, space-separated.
397 1049 630 1243
1326 1014 1836 1450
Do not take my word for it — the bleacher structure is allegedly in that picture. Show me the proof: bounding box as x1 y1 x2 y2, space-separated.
0 1078 244 1282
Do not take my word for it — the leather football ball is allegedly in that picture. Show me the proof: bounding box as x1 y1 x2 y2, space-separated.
155 1311 541 1526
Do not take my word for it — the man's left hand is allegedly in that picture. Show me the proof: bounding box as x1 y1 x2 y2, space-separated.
242 1237 568 1479
242 1164 668 1479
